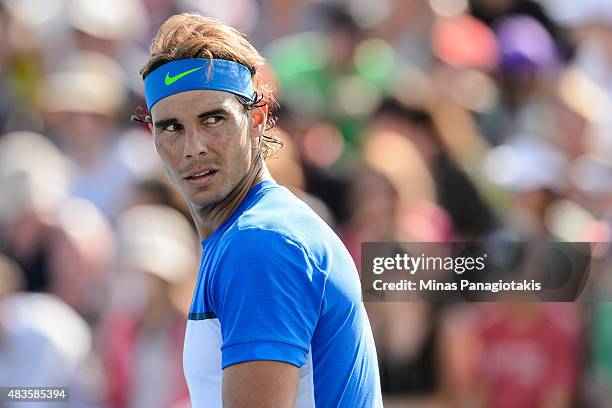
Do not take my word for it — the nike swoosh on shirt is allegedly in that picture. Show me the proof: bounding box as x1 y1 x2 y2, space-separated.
164 67 203 85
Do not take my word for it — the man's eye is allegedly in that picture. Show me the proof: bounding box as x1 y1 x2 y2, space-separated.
163 123 183 132
202 116 223 125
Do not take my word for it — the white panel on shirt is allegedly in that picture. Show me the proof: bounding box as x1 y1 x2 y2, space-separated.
183 319 316 407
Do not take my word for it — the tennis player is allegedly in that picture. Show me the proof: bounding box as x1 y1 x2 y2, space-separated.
138 13 382 408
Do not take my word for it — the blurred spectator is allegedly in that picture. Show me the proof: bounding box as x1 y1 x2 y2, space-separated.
0 132 115 322
67 0 151 99
266 128 336 226
127 178 190 220
441 303 582 408
268 4 401 145
40 51 160 219
0 131 73 292
469 0 573 60
483 136 567 239
343 166 443 402
342 167 401 261
47 198 115 323
101 205 196 408
365 97 498 239
0 253 105 407
69 0 149 50
371 301 440 399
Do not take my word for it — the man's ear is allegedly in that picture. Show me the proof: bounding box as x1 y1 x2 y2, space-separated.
250 106 267 131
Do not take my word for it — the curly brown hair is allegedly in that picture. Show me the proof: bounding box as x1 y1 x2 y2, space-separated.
135 13 281 157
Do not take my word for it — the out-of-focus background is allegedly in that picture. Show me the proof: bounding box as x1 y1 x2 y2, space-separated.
0 0 611 406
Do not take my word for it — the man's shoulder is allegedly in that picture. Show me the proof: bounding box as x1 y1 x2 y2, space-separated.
213 182 350 272
242 182 315 220
223 224 304 252
233 184 330 243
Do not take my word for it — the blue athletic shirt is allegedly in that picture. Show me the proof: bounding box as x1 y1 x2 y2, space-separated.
183 179 383 407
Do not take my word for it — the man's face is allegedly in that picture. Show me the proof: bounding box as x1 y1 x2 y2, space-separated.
150 90 264 208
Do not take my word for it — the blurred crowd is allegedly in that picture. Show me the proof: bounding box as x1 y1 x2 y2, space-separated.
0 0 612 407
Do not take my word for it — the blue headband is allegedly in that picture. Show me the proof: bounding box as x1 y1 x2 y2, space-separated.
143 58 255 110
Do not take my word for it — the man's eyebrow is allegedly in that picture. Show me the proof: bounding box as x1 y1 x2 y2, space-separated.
198 108 229 118
153 118 178 128
153 109 228 128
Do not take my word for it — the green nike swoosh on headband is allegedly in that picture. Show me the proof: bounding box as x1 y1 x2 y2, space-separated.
164 67 203 85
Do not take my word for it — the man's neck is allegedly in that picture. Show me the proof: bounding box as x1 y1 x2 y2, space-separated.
190 158 270 241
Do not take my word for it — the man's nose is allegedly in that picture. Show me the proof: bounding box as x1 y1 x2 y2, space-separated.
183 127 208 159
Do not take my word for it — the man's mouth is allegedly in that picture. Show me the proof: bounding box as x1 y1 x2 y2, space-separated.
183 169 218 185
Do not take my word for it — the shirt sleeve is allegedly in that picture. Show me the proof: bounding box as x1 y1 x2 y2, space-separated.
212 228 327 369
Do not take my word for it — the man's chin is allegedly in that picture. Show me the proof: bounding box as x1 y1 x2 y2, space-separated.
187 189 228 210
